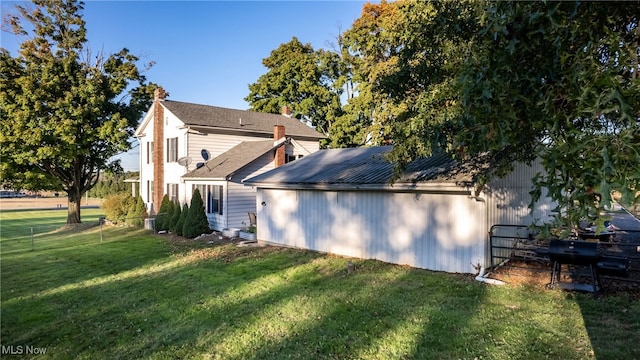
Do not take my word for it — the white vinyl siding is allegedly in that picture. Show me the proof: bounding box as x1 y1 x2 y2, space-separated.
184 133 320 173
226 182 255 228
158 110 189 205
290 139 320 154
484 160 553 227
225 151 275 229
182 150 279 232
136 107 156 209
186 133 268 167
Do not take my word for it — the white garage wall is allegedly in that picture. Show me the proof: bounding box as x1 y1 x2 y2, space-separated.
485 160 553 227
256 188 488 274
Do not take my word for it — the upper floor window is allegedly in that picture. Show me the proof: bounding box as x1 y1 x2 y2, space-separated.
147 141 154 164
167 137 178 163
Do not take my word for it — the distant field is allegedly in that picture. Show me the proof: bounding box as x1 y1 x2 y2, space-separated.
0 197 102 211
0 208 106 252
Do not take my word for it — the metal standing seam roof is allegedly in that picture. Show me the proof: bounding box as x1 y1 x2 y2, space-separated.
161 100 327 139
243 146 480 189
182 140 281 180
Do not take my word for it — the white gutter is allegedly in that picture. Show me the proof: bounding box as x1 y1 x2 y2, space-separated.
187 124 327 140
244 182 472 194
475 266 506 286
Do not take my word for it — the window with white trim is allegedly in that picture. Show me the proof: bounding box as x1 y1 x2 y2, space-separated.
147 141 154 164
193 184 223 215
148 180 154 204
167 137 178 163
167 183 179 203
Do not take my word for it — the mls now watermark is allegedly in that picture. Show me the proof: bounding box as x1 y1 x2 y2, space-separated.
2 345 48 355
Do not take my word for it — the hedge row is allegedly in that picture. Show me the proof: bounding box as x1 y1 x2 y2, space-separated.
154 189 211 238
103 189 210 238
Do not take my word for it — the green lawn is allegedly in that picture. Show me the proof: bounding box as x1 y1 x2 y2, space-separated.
1 210 638 359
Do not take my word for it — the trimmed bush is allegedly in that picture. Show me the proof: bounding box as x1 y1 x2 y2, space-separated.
126 200 137 226
183 189 210 238
165 201 175 231
127 195 148 227
169 202 181 233
176 203 188 237
103 192 134 224
137 195 149 218
156 194 172 231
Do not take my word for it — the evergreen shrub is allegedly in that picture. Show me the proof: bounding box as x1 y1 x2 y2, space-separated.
156 195 172 231
176 203 188 237
183 189 210 238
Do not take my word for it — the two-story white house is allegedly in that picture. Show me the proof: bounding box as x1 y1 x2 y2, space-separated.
134 88 326 231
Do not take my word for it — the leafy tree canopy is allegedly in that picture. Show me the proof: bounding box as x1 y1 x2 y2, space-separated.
340 0 476 148
245 37 343 138
0 0 157 224
362 0 640 233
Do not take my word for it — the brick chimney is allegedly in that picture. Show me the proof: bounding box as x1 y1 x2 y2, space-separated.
281 105 291 117
153 87 166 208
154 87 167 102
274 125 286 167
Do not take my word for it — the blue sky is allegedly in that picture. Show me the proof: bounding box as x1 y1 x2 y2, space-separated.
1 0 370 171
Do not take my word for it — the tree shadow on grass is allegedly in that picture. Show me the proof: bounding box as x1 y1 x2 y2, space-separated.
0 243 321 358
10 255 484 359
234 262 579 359
573 212 640 360
2 240 620 359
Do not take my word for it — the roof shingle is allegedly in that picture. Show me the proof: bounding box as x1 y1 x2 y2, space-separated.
161 100 327 139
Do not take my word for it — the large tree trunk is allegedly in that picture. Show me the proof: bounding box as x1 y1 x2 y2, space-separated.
67 187 82 224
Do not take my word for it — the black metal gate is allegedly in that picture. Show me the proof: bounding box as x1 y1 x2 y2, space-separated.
489 224 548 268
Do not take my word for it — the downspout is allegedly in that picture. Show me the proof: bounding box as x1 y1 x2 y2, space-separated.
470 185 506 286
475 266 506 286
137 136 142 199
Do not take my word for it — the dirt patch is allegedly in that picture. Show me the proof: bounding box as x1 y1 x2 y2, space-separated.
161 231 304 265
488 259 640 299
488 260 553 287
